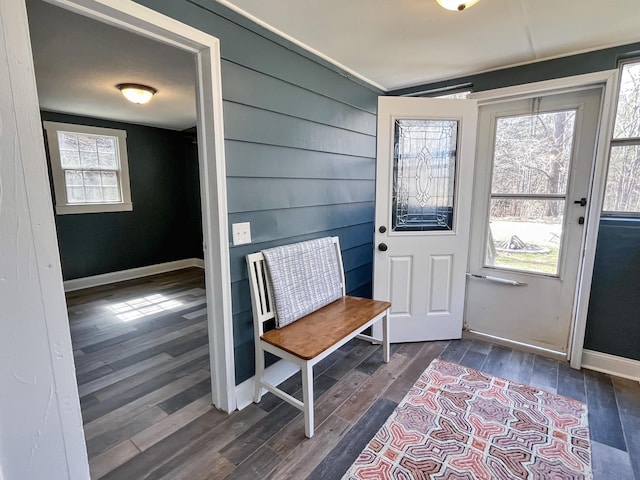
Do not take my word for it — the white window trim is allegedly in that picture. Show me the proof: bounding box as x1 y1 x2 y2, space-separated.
43 121 133 214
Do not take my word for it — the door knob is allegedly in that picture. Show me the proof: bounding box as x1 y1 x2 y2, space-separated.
574 198 587 207
378 226 387 233
378 243 388 252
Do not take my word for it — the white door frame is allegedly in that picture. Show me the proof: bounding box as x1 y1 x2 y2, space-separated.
470 70 619 368
3 0 235 474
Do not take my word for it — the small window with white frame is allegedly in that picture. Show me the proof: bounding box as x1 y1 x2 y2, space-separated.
43 121 132 215
602 59 640 216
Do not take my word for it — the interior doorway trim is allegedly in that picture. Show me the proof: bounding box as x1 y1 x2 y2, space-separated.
47 0 236 409
470 70 619 368
5 3 236 476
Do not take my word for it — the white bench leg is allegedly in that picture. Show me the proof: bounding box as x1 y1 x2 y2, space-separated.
382 311 390 363
254 342 265 403
301 362 314 438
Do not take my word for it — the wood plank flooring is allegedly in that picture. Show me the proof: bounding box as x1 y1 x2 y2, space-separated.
68 268 640 479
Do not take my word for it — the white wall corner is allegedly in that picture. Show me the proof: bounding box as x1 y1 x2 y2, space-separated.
235 359 300 410
581 349 640 382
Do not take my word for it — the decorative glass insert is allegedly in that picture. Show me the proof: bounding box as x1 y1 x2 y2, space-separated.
392 119 458 231
485 109 577 276
57 131 122 204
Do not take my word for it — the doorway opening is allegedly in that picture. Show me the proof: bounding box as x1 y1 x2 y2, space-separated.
18 0 235 474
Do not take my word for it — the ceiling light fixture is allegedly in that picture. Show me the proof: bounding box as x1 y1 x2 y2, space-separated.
116 83 157 104
436 0 480 11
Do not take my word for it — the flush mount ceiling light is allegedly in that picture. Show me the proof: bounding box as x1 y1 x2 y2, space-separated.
116 83 157 104
436 0 480 11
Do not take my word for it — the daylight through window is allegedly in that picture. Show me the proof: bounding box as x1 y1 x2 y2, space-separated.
44 121 132 215
603 60 640 215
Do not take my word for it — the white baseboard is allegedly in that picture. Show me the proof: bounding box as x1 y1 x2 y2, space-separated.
581 349 640 382
64 258 205 292
235 359 300 410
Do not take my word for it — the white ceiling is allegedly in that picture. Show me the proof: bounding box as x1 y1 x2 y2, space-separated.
217 0 640 91
25 0 640 130
27 0 197 131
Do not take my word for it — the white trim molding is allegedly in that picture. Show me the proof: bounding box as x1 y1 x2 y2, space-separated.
45 0 236 414
63 258 205 292
4 0 235 477
235 359 300 411
582 350 640 382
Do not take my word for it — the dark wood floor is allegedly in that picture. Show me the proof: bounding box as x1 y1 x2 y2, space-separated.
68 268 640 480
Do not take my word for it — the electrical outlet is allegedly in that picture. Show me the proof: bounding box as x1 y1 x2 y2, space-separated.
232 222 251 246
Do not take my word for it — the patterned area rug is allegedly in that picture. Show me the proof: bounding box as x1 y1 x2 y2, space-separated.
344 359 592 479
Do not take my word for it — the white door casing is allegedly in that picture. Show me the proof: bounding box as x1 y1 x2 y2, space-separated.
2 1 234 477
465 88 603 354
373 97 478 343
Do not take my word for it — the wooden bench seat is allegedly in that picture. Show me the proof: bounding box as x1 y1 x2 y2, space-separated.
247 236 391 438
261 296 391 360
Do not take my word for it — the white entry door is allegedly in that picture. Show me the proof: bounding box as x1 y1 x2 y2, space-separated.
465 88 602 354
373 97 478 342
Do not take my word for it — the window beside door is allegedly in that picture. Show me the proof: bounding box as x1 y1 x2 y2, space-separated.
603 59 640 216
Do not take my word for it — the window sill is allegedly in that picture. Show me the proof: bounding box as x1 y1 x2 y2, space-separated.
55 202 133 215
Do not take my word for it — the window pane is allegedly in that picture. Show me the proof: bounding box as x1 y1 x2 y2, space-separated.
492 111 576 195
99 153 117 169
58 132 78 150
78 134 97 152
436 91 471 99
101 171 118 186
614 62 640 139
83 171 101 186
84 186 103 202
67 186 85 203
102 187 120 202
65 170 83 186
96 136 116 153
80 151 99 168
486 198 564 275
603 144 640 212
60 150 80 168
392 119 458 231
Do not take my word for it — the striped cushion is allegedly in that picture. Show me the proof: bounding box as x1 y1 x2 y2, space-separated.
262 237 343 328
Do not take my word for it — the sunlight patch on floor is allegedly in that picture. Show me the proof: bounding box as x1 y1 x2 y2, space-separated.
107 294 183 321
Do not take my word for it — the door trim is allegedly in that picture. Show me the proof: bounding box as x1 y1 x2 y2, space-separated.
471 70 619 367
7 0 234 475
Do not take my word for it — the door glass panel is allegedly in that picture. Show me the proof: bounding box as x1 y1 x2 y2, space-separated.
486 199 564 275
484 108 579 276
492 111 576 195
392 119 458 231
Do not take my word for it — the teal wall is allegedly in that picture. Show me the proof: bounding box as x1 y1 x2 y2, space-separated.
133 0 380 383
41 111 203 280
584 218 640 361
391 42 640 362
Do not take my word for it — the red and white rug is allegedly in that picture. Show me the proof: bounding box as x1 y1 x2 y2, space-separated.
344 359 592 479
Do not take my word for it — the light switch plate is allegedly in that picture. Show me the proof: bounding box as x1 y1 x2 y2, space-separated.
232 222 251 246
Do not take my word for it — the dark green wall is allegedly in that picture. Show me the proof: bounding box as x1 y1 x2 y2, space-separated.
133 0 380 384
390 43 640 362
584 218 640 361
41 111 203 281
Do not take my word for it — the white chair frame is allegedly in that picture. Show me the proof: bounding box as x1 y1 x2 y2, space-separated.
246 236 389 437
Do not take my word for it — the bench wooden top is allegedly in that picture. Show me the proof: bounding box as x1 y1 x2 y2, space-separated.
260 296 391 360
